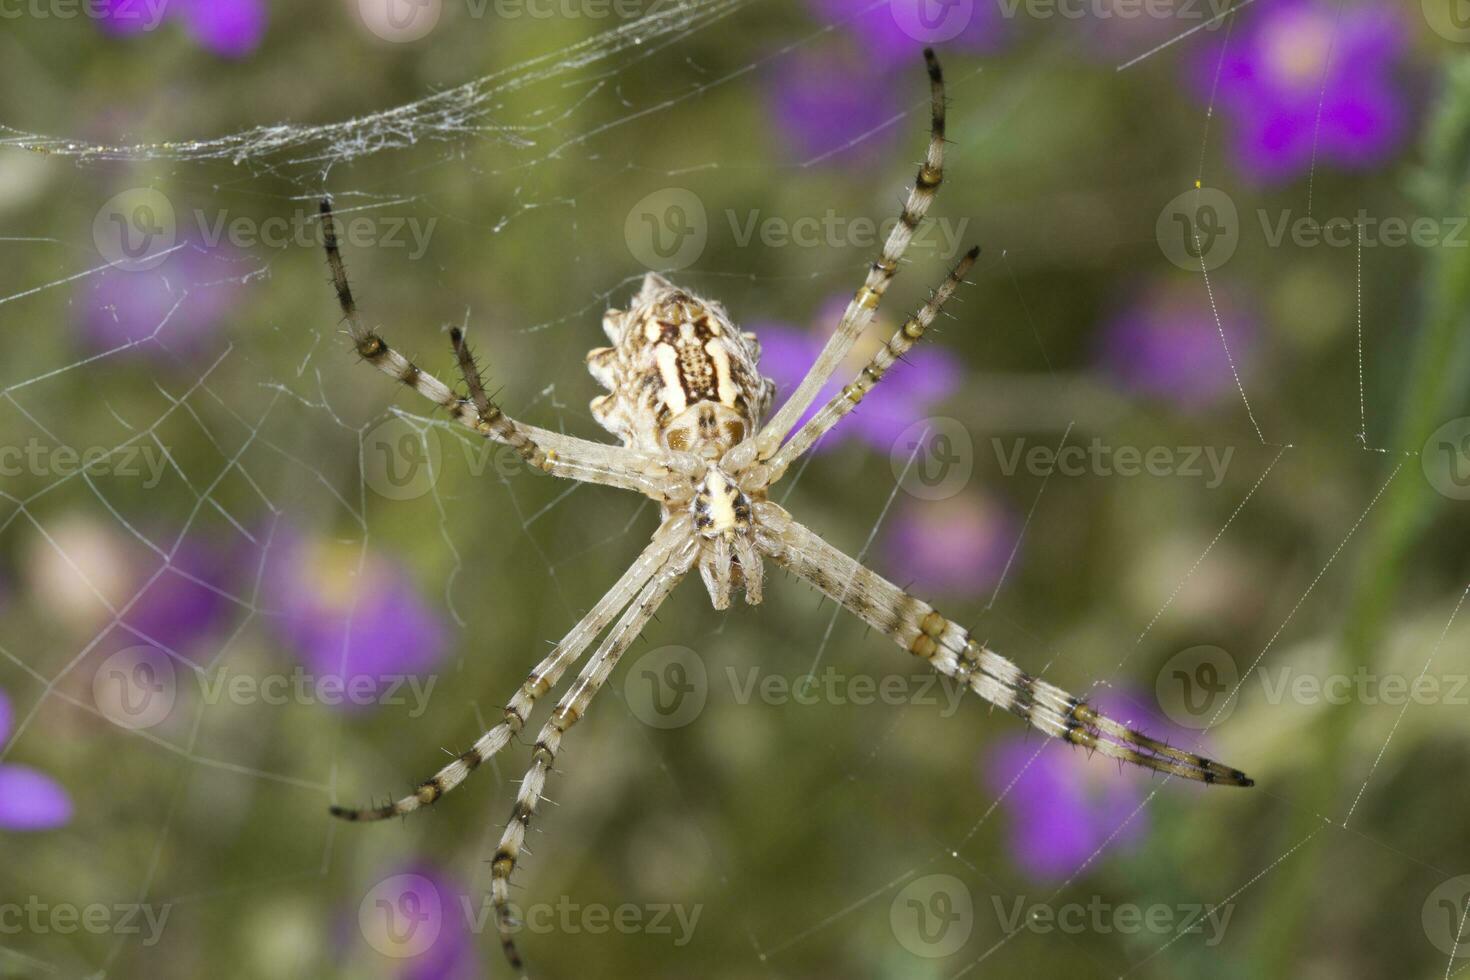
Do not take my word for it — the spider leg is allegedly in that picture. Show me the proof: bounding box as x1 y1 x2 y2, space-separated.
328 515 694 822
491 537 698 972
733 48 948 469
319 198 681 498
759 246 979 485
753 501 1254 787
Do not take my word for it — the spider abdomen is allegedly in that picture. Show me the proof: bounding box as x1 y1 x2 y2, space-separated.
589 272 773 458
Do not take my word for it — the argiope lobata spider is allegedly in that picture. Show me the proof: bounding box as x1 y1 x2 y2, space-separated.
321 48 1252 973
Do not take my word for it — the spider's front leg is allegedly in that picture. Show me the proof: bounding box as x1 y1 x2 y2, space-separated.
752 501 1254 787
320 197 686 499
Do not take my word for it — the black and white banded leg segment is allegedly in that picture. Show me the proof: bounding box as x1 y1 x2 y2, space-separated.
328 515 694 822
320 197 687 498
753 501 1254 787
490 537 699 972
754 245 980 487
730 48 949 471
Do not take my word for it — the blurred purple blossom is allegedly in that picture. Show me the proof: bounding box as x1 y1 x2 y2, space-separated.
807 0 1011 67
1096 281 1255 410
264 531 448 708
882 492 1018 596
97 0 267 58
78 242 242 361
123 539 239 665
1189 0 1410 183
984 690 1192 880
765 47 903 164
755 293 963 452
769 2 1009 164
0 689 73 832
353 862 479 979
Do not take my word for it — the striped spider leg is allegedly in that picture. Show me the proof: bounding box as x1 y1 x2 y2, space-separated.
319 198 695 499
490 535 699 970
726 46 949 473
753 501 1253 786
328 514 695 822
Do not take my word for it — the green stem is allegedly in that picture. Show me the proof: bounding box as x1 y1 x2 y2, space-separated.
1252 64 1470 972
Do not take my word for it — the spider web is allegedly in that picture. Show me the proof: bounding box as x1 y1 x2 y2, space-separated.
0 1 1466 978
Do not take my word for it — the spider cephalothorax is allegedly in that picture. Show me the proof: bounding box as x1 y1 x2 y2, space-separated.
321 48 1252 978
589 272 772 608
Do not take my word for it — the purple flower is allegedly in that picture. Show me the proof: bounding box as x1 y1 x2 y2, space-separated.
770 2 1009 164
807 0 1010 66
173 0 268 58
765 46 904 164
123 538 239 665
97 0 267 57
0 689 73 831
985 690 1196 880
1189 0 1410 183
78 242 243 362
264 530 448 709
1096 281 1255 410
882 492 1018 596
354 863 478 979
756 293 963 452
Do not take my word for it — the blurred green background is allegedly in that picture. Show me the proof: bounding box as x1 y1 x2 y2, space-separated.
2 0 1470 977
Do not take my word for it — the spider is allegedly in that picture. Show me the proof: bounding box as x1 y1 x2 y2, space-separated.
320 49 1252 973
